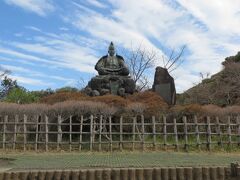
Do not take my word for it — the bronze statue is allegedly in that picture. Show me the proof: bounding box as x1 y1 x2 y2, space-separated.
95 42 129 76
85 42 136 96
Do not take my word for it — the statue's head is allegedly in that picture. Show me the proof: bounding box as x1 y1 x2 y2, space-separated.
108 42 115 56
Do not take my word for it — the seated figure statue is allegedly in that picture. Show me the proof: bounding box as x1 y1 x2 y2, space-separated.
86 42 136 96
95 42 129 76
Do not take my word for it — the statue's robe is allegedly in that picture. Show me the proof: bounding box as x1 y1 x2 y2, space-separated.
95 55 129 76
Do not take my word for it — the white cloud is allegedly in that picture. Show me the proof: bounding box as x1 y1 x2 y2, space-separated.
176 0 240 35
86 0 107 8
10 75 53 86
66 0 240 92
2 0 240 92
0 47 51 64
5 0 55 16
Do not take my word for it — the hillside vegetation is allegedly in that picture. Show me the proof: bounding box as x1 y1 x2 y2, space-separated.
178 52 240 106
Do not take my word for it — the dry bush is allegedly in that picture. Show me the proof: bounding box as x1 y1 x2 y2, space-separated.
170 104 203 115
90 95 129 107
39 92 87 104
201 104 223 116
0 100 116 118
125 102 146 115
40 92 128 109
128 91 168 116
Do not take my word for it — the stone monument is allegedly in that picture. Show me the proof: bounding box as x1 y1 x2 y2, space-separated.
152 66 176 105
85 42 136 96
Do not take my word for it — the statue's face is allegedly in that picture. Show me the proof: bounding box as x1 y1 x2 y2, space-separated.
108 48 115 56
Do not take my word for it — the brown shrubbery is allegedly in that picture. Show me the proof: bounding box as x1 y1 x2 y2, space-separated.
128 91 168 116
1 91 240 121
39 91 168 116
39 92 87 104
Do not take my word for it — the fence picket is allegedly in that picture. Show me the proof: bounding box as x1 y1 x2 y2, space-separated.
237 116 240 147
57 115 62 151
109 116 112 152
163 116 167 150
207 116 211 151
152 116 156 150
79 115 83 151
35 115 39 151
45 115 49 152
90 115 93 151
99 115 102 151
227 117 232 147
69 115 72 152
173 118 178 151
23 115 27 151
132 117 136 151
216 117 223 148
183 116 188 152
2 115 7 150
194 116 200 150
141 115 145 151
120 116 123 151
13 115 18 150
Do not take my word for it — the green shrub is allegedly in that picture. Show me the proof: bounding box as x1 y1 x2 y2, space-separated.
5 87 40 104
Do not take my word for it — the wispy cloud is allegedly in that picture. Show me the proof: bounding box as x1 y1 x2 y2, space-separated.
10 75 54 86
66 0 240 92
1 0 240 92
86 0 108 8
4 0 55 16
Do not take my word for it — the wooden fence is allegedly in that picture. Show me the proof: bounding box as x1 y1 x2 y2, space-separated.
1 165 240 180
0 115 240 151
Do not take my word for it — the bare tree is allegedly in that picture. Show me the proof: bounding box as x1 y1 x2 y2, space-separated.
123 44 157 91
162 45 186 73
123 44 186 91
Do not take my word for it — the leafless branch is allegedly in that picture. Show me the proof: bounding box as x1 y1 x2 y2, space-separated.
167 45 186 71
123 44 156 91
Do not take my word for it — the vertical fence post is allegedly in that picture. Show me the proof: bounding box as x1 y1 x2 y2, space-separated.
13 115 18 150
141 115 145 151
206 116 211 151
120 116 123 151
2 115 7 151
237 116 240 147
90 115 93 151
163 116 167 150
79 115 83 151
57 115 62 151
173 118 179 151
152 116 156 151
23 115 27 152
109 116 112 152
99 115 102 151
132 117 136 151
194 116 200 150
69 115 72 152
45 115 49 152
227 116 232 147
35 115 39 151
216 117 223 148
183 116 188 152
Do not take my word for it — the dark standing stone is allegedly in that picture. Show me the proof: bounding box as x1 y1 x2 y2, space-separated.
152 66 176 105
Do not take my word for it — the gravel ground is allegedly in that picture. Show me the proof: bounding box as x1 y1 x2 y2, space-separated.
0 151 239 171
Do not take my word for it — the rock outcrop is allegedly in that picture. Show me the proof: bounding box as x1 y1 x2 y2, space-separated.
152 66 176 105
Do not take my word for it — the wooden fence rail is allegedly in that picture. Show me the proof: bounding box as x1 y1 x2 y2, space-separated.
0 115 239 151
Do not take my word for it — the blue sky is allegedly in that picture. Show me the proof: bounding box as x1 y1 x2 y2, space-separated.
0 0 239 93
